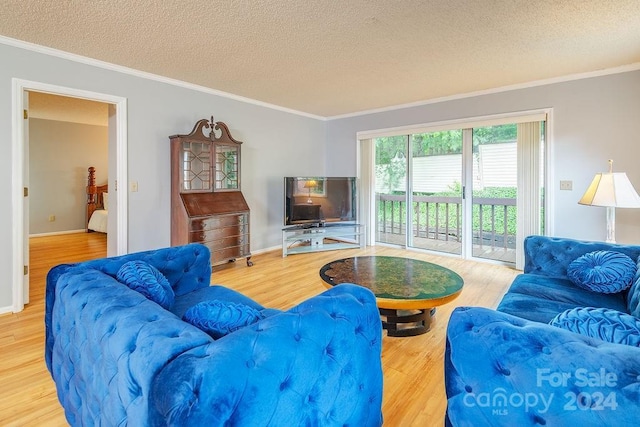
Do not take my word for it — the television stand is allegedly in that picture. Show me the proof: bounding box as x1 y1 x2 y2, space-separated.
282 223 365 257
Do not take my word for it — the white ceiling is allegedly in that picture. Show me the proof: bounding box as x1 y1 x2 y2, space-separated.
2 1 640 118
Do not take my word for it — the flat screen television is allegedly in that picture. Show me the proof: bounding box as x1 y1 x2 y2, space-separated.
284 177 357 227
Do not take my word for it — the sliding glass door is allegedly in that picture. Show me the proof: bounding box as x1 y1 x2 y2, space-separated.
471 125 518 263
374 131 464 255
369 114 546 266
375 136 408 245
410 131 463 255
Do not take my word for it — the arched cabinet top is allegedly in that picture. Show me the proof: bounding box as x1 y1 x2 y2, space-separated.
170 116 243 146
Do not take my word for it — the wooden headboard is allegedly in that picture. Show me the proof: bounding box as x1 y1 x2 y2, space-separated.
87 166 108 231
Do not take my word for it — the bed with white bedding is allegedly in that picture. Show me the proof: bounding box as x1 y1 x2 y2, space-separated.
86 166 108 233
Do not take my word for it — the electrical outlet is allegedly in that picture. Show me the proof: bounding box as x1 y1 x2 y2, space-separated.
559 180 573 191
48 215 55 222
130 181 139 192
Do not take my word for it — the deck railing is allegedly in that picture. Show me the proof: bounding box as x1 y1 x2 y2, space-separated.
376 194 516 249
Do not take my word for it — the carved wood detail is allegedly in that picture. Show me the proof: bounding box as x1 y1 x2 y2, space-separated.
86 167 108 232
86 167 97 231
171 116 243 146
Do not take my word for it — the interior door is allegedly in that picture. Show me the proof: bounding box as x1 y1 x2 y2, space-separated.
23 90 30 304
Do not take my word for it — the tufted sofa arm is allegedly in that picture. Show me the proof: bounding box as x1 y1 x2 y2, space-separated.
49 268 214 426
445 307 640 426
151 284 384 426
45 243 211 372
523 235 640 278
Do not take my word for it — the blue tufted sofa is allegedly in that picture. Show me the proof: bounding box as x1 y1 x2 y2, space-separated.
445 236 640 426
45 243 383 426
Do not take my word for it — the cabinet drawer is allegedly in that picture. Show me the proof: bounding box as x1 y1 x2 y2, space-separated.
190 214 248 231
210 245 250 264
189 225 248 242
202 235 249 251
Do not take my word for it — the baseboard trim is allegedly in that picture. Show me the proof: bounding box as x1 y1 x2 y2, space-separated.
30 229 86 238
0 305 14 315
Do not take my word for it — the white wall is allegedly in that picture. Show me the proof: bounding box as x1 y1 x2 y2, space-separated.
326 70 640 244
0 41 326 311
29 118 108 234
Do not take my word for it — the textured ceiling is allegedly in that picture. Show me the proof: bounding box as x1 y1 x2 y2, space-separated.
2 1 640 117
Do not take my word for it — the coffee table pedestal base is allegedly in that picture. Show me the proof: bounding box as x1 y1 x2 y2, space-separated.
379 308 436 337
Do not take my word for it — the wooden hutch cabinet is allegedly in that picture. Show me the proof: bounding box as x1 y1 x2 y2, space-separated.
170 117 252 266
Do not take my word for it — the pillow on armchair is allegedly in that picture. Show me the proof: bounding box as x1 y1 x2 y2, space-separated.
550 307 640 347
183 300 265 339
116 260 175 310
567 251 636 294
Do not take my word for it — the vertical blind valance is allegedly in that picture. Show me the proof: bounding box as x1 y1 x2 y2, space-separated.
357 111 548 140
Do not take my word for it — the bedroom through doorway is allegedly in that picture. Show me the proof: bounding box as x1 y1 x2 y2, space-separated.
14 79 128 312
26 91 109 304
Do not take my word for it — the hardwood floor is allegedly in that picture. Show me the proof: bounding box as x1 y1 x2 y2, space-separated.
0 232 108 426
0 233 519 426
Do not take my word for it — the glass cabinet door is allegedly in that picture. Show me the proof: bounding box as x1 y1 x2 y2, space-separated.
182 141 212 191
215 144 239 190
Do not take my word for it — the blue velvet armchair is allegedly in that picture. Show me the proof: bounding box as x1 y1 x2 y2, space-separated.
45 244 383 426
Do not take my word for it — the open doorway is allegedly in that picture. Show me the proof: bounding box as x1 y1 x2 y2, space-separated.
11 79 128 312
26 92 109 303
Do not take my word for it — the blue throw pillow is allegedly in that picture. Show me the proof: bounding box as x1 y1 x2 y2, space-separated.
626 258 640 317
116 261 175 310
628 276 640 318
550 307 640 347
567 251 636 294
183 300 265 339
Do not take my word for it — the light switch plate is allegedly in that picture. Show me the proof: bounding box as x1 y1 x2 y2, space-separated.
559 180 572 190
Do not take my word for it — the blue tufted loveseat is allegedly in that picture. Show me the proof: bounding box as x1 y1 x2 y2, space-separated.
45 243 383 426
445 235 640 426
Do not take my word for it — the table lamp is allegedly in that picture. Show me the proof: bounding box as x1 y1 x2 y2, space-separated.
578 160 640 243
304 179 317 204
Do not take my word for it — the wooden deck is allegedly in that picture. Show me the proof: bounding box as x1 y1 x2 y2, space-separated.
377 232 516 263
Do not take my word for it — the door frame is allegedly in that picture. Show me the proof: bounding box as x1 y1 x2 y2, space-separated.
11 78 128 312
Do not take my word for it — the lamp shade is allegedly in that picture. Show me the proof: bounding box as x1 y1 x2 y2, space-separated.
578 172 640 208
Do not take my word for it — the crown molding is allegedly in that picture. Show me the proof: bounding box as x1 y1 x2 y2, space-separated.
327 62 640 121
0 35 326 121
3 35 639 123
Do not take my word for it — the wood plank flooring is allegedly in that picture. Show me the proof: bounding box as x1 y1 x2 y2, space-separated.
0 233 519 426
0 232 108 426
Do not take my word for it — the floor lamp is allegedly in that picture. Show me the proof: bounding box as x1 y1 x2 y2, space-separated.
578 160 640 243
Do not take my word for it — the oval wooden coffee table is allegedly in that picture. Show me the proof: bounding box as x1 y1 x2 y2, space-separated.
319 256 463 337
